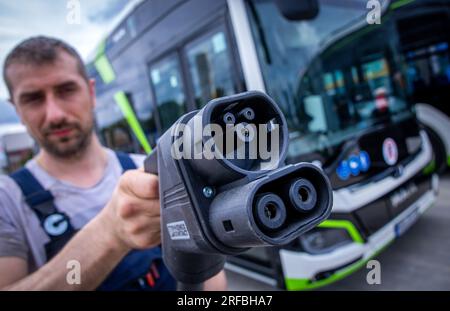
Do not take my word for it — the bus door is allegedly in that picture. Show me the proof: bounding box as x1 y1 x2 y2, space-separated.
183 25 244 108
148 22 244 134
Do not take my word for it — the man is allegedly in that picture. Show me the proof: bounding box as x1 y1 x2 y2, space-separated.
0 36 226 290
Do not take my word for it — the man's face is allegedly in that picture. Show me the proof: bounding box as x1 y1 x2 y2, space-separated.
7 51 96 158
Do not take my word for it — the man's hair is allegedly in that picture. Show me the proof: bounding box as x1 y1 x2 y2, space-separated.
3 36 89 97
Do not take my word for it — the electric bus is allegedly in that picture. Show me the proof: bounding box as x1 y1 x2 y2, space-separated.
87 0 438 290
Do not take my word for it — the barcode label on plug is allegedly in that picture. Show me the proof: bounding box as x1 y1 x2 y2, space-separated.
167 221 190 240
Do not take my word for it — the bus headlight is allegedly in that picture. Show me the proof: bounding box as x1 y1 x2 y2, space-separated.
299 228 353 254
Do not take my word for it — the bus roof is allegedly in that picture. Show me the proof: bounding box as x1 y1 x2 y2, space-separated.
86 0 145 63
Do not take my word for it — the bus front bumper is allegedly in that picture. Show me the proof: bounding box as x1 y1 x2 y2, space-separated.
280 187 437 290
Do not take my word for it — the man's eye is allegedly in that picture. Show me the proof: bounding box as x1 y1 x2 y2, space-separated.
22 95 44 105
58 85 77 96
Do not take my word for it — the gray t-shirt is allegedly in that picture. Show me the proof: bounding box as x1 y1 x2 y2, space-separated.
0 148 145 272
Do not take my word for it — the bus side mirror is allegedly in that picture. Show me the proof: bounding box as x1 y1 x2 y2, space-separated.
274 0 319 21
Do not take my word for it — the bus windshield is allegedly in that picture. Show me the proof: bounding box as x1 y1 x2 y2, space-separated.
247 0 413 164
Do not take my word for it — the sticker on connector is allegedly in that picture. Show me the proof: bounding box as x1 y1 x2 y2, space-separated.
167 221 191 240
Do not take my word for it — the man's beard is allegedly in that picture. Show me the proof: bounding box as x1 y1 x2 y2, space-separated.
40 119 94 159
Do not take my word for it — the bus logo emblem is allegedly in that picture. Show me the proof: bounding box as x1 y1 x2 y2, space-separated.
383 138 398 166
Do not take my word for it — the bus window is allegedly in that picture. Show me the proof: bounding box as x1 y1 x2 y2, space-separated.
149 56 187 132
185 30 236 108
334 70 345 95
323 73 335 96
247 0 411 162
405 42 450 115
132 89 158 150
110 126 134 152
101 124 136 153
247 0 373 128
96 99 137 153
362 58 391 94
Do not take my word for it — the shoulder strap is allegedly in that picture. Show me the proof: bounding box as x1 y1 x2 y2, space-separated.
10 168 54 209
115 151 137 172
9 168 76 260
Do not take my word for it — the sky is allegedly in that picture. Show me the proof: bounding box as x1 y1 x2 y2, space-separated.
0 0 141 100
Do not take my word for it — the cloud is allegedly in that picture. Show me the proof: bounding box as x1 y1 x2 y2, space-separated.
0 0 140 99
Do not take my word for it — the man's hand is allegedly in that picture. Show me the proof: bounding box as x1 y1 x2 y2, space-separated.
99 169 161 251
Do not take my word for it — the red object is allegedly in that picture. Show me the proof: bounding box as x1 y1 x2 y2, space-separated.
374 87 388 112
146 273 155 287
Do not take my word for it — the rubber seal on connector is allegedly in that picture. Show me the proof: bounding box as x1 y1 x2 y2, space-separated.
289 179 317 213
254 193 287 231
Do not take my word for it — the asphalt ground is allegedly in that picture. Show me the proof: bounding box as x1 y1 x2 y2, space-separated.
226 174 450 291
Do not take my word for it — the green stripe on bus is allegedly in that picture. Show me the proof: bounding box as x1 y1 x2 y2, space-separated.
285 257 367 290
285 240 392 291
447 156 450 167
318 219 364 244
391 0 415 10
94 54 116 84
95 39 106 60
114 91 152 154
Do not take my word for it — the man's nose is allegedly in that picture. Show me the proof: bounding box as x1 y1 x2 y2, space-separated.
44 93 67 123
